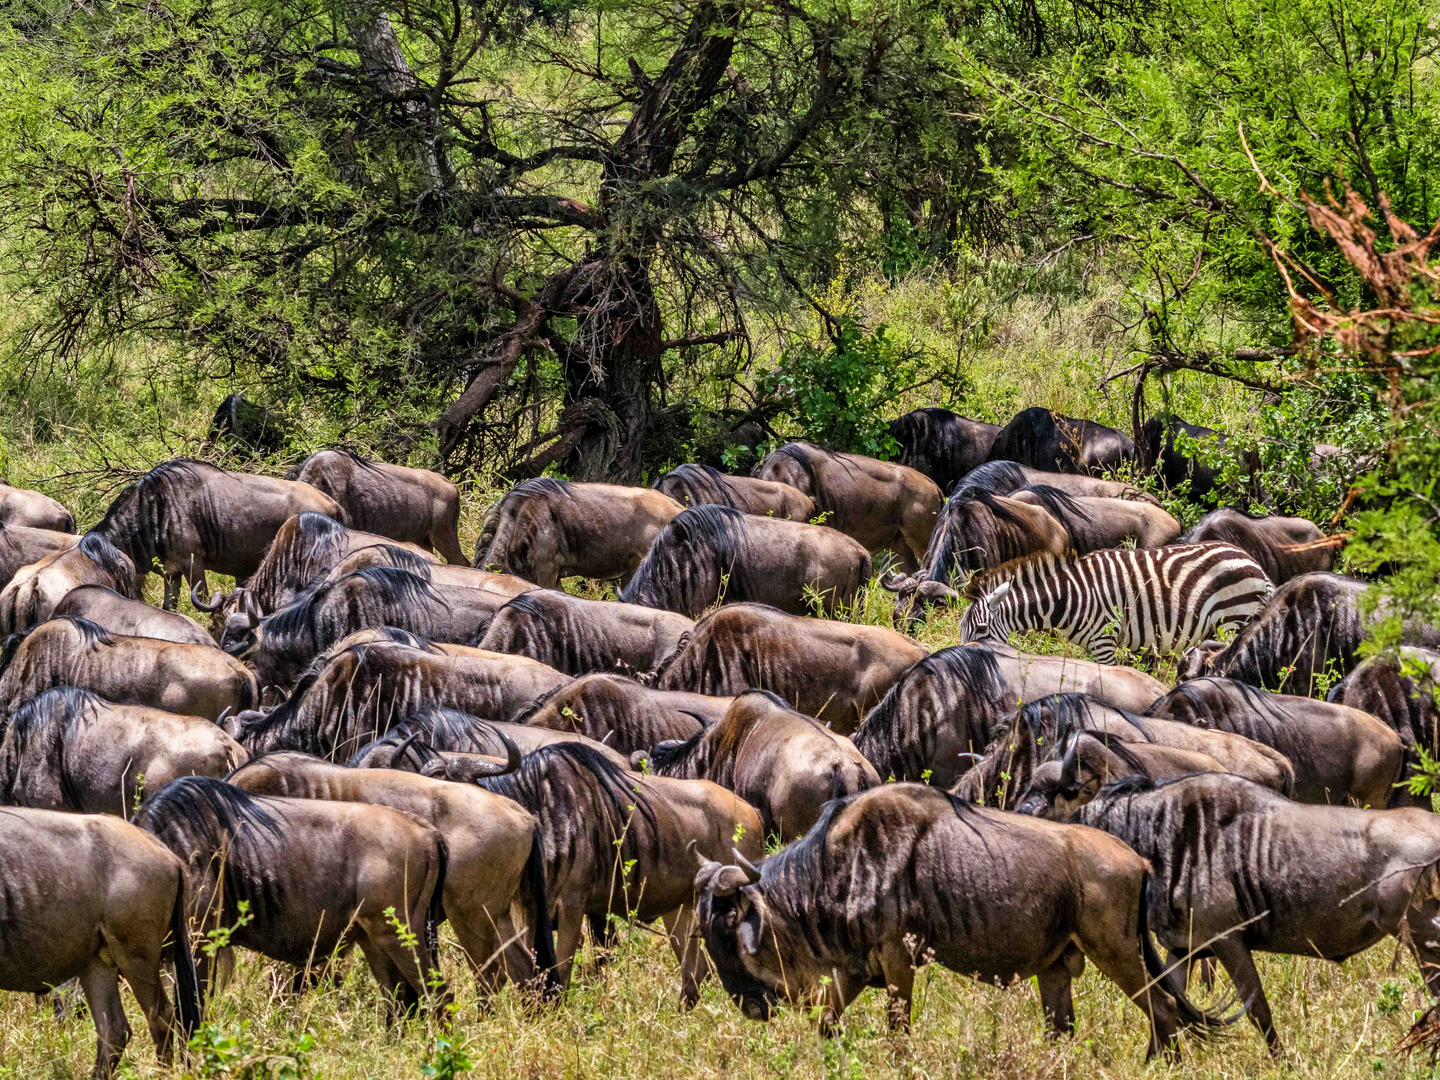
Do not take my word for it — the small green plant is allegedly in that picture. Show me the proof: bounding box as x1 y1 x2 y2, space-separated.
185 1022 313 1079
202 901 254 958
1377 980 1405 1015
420 1035 473 1080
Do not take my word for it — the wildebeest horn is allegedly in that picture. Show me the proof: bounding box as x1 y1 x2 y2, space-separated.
916 580 960 602
733 847 762 884
956 752 985 763
190 578 229 612
879 571 916 594
243 590 261 619
471 728 523 780
216 706 233 730
389 730 423 770
600 729 615 746
1058 734 1081 787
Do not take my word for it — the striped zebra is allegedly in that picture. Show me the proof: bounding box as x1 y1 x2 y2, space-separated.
958 543 1273 664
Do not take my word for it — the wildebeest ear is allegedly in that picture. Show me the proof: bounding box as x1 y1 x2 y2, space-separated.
709 866 756 897
629 750 650 769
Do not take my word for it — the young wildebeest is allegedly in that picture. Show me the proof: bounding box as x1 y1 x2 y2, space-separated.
620 505 871 618
638 690 879 841
694 784 1224 1058
0 523 80 590
0 687 246 813
653 603 928 734
137 777 449 1017
54 584 215 647
958 459 1159 502
347 706 631 773
93 459 343 609
1012 485 1182 550
474 478 683 586
1330 647 1440 803
0 617 259 724
0 481 74 532
654 464 816 521
0 532 137 634
290 449 467 564
1181 507 1335 584
985 407 1136 474
516 674 730 756
473 743 764 1007
1022 772 1440 1052
230 752 559 997
1146 677 1403 807
752 442 941 571
0 809 201 1079
479 589 693 677
888 407 1002 494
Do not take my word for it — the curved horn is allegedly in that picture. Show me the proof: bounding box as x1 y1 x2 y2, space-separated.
216 706 233 730
733 846 762 884
600 729 616 746
243 590 261 620
388 730 423 770
879 570 916 593
190 578 228 613
1058 733 1082 787
956 751 986 763
470 727 523 781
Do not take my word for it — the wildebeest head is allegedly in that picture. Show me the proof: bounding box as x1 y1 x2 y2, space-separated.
1015 732 1141 819
1178 639 1226 680
693 846 777 1020
474 478 572 578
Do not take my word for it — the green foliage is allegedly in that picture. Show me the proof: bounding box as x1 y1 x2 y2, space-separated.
420 1036 473 1080
186 1023 314 1079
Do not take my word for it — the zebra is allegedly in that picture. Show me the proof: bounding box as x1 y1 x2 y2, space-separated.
958 543 1273 664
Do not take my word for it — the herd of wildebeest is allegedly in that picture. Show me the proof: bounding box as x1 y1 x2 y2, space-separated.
4 403 1440 1077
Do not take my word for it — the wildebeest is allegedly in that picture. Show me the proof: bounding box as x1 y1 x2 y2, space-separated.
54 585 215 647
1146 677 1403 807
0 532 137 634
0 617 259 724
208 393 288 455
1180 507 1335 584
620 505 871 618
752 443 942 570
136 777 449 1017
694 783 1223 1058
0 481 74 532
654 464 816 521
985 407 1135 474
1024 772 1440 1051
639 690 879 840
1140 413 1256 504
0 687 247 813
322 542 535 597
1330 648 1440 803
230 752 559 996
474 478 683 586
888 408 1002 494
517 674 730 756
1014 731 1227 818
479 589 693 677
290 449 466 563
0 809 200 1079
958 459 1159 502
93 459 344 609
473 743 764 1005
346 706 631 773
0 523 80 590
653 603 928 734
1012 486 1181 550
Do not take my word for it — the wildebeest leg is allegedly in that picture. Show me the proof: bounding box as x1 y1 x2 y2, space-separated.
1036 961 1076 1036
663 904 710 1011
877 945 916 1033
357 906 452 1021
586 912 616 971
78 958 130 1080
817 969 866 1034
1075 932 1181 1061
1210 936 1279 1054
449 907 508 1001
884 541 919 576
110 935 177 1064
552 906 585 992
357 939 421 1023
433 526 468 567
194 943 233 1001
162 571 182 611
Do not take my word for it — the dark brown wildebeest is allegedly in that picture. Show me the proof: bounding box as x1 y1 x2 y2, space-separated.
1180 508 1334 584
954 459 1161 502
888 408 1002 494
0 532 138 634
479 589 693 677
1012 731 1225 817
0 482 74 532
0 523 80 590
0 687 247 813
1146 677 1403 807
321 542 535 597
654 464 816 521
230 751 559 997
518 674 730 755
208 393 289 456
474 478 683 587
638 690 880 841
1012 486 1181 550
346 706 632 772
474 743 765 1006
1023 771 1440 1052
653 603 927 734
93 459 344 609
694 783 1225 1058
54 585 215 647
752 443 941 571
290 449 466 564
0 617 259 724
0 809 201 1079
1330 648 1440 803
137 777 449 1017
620 505 871 618
1140 413 1260 505
985 407 1136 474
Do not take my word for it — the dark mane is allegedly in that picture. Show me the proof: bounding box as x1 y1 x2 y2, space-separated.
59 615 116 650
244 511 353 610
657 464 741 509
75 532 138 597
620 504 749 609
1014 484 1091 538
94 459 222 572
0 686 103 809
357 545 436 577
498 590 550 619
953 460 1027 495
475 478 575 561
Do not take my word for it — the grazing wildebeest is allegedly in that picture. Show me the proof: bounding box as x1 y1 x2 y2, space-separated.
479 589 693 677
0 482 74 532
0 617 259 724
958 459 1160 502
654 464 816 521
473 743 765 1006
985 407 1135 474
208 393 288 455
961 544 1272 664
0 532 137 634
346 706 632 772
517 674 730 755
1015 731 1227 816
230 752 559 996
1330 648 1440 803
639 690 879 840
620 505 871 618
0 809 201 1079
653 603 928 734
54 585 215 647
1146 677 1403 807
1181 508 1335 584
752 443 941 571
0 687 247 813
290 449 466 563
1012 486 1182 550
1023 772 1440 1052
93 459 344 609
474 478 682 586
694 783 1224 1058
138 778 450 1017
1140 413 1257 504
0 523 80 589
888 408 1002 494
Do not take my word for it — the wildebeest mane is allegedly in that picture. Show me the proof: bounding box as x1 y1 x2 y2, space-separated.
0 686 103 809
355 544 436 578
954 460 1027 495
620 504 750 610
244 511 353 609
658 464 742 509
758 443 855 516
264 566 448 645
286 446 378 481
1014 485 1090 538
74 532 139 598
94 459 223 573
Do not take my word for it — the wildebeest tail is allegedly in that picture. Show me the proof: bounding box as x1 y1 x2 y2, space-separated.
0 625 33 678
1138 871 1240 1034
524 828 563 999
170 870 203 1036
425 834 449 968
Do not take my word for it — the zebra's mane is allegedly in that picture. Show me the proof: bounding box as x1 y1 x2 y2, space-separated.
962 550 1077 600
